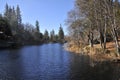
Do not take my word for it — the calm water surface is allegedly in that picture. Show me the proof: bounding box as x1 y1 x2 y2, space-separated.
0 43 120 80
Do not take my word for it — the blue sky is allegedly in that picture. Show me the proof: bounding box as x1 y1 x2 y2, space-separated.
0 0 74 34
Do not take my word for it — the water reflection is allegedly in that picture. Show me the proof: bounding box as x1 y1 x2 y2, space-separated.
0 49 23 80
69 54 120 80
0 44 119 80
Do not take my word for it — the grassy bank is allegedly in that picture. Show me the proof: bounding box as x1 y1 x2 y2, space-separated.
65 41 120 62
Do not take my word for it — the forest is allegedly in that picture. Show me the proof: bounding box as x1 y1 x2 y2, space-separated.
66 0 120 58
0 4 65 47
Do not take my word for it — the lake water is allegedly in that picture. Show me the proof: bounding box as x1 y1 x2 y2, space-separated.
0 43 120 80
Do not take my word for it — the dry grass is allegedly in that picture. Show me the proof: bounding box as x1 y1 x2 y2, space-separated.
66 40 120 62
94 41 115 51
85 41 120 61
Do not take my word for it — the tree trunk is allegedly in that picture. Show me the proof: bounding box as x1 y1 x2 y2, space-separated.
100 31 104 49
111 17 120 55
103 16 107 52
113 27 120 55
89 32 93 47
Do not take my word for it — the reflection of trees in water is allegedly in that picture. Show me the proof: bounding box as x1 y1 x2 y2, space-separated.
0 49 23 80
112 64 120 80
69 55 91 80
69 55 120 80
89 61 120 80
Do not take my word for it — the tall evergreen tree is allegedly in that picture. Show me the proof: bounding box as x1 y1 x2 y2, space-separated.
8 7 12 21
16 5 22 26
34 20 43 42
35 20 40 33
44 30 49 42
4 3 9 19
11 6 18 33
4 4 18 34
50 30 55 42
58 24 64 40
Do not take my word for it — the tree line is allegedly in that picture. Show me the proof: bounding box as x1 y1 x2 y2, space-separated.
66 0 120 55
0 4 65 45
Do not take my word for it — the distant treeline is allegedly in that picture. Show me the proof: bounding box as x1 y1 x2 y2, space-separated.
0 4 65 46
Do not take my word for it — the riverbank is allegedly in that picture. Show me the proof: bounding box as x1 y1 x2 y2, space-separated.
0 40 65 49
64 42 120 62
0 40 42 49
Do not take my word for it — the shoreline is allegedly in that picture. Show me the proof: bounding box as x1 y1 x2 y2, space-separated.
64 43 120 62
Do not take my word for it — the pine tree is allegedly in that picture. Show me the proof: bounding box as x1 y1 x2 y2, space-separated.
34 20 43 42
16 5 22 26
44 30 49 42
7 6 12 21
35 20 40 33
4 4 19 34
11 6 18 33
4 3 9 19
58 24 64 41
50 30 55 42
